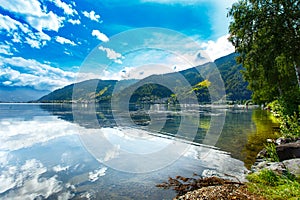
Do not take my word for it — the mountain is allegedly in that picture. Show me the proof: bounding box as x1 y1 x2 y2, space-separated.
214 53 252 101
38 79 117 102
120 53 251 103
0 86 49 102
38 53 252 103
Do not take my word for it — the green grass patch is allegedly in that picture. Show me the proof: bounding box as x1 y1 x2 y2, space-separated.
264 143 280 162
247 169 300 199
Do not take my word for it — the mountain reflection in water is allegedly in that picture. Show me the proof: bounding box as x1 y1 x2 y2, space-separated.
0 103 277 199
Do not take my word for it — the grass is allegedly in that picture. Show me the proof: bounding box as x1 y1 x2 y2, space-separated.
264 143 279 162
247 101 300 199
247 169 300 200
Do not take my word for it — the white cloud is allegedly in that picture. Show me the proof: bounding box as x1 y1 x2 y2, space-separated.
0 0 64 32
25 37 41 48
12 32 22 43
0 56 104 91
0 44 13 55
26 11 64 32
201 34 234 61
98 46 124 65
0 56 77 90
68 19 81 25
0 14 51 48
37 31 51 41
92 30 109 42
51 0 78 16
82 10 100 22
2 81 12 85
55 36 76 46
0 14 19 32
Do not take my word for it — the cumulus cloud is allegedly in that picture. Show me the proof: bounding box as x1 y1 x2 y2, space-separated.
82 10 101 22
0 56 103 91
27 11 64 32
0 14 51 49
25 37 40 48
201 34 235 61
55 36 76 46
92 30 109 42
0 56 77 90
68 19 81 25
51 0 78 16
0 0 64 32
0 44 13 55
98 46 124 64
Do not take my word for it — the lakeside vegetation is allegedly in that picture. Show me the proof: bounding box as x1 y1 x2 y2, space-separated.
228 0 300 199
247 169 300 199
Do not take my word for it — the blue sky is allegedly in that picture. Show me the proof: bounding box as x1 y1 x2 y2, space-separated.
0 0 236 93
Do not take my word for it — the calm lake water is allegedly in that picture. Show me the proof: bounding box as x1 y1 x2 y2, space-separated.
0 103 278 199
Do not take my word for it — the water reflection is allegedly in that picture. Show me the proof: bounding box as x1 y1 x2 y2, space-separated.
40 103 278 169
215 109 279 168
0 103 248 199
40 103 214 144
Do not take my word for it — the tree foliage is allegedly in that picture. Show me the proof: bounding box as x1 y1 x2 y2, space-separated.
228 0 300 114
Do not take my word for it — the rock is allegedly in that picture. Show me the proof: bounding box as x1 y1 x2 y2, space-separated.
283 159 300 177
265 162 287 175
251 161 287 175
275 137 300 145
276 141 300 161
275 137 285 145
256 149 267 159
266 138 274 143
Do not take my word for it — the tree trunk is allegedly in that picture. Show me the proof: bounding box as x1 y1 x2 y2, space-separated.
294 62 300 88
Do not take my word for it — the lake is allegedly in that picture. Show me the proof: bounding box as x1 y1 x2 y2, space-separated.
0 103 279 199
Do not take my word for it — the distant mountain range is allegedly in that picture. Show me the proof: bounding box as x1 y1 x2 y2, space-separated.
0 86 49 103
38 53 252 103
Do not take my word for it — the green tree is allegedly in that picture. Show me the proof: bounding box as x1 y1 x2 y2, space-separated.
228 0 300 114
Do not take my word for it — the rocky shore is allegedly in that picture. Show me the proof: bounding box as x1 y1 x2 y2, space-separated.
252 137 300 177
167 137 300 200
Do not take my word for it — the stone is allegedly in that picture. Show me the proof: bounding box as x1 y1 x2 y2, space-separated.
276 141 300 161
265 162 287 175
275 137 285 145
251 161 287 175
256 149 267 159
266 138 274 143
283 159 300 177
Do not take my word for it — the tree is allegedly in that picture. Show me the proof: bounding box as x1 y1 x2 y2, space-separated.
228 0 300 114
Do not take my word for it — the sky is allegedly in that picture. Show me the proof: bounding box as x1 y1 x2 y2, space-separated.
0 0 237 94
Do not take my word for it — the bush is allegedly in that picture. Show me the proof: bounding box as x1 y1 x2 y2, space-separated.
247 169 300 199
264 143 279 162
280 112 300 138
247 169 279 186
